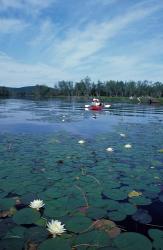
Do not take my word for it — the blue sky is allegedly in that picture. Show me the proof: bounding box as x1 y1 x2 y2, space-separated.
0 0 163 87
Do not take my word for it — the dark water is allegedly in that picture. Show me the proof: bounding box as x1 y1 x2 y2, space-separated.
0 98 163 250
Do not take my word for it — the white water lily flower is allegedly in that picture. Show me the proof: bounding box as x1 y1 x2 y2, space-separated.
124 144 132 148
78 140 85 144
47 220 66 238
29 199 44 210
120 133 126 137
106 147 113 152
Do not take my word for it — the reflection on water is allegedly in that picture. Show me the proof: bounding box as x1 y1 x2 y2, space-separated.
0 98 163 135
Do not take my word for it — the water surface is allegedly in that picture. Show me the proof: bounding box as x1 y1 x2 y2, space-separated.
0 98 163 250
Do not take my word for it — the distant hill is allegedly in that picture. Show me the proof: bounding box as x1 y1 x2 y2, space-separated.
0 85 56 98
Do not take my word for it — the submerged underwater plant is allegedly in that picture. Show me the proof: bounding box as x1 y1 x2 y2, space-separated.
29 199 45 210
47 220 66 238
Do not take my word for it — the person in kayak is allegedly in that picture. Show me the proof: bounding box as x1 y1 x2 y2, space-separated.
92 98 102 106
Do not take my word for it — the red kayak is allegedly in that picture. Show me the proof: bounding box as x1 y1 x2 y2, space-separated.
85 102 111 110
89 105 104 111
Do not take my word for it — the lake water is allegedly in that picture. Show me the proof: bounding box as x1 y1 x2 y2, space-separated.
0 98 163 250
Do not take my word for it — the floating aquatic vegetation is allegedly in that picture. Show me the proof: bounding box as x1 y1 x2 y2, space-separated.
148 229 163 250
129 196 152 206
132 209 152 224
124 144 132 148
13 208 40 225
73 230 113 249
93 219 121 238
38 238 71 250
114 232 152 250
108 210 127 222
0 238 24 250
78 140 85 144
0 112 163 249
66 216 92 233
29 199 45 210
0 207 16 218
120 133 126 137
47 220 66 238
106 147 114 152
25 226 49 243
86 207 107 219
0 198 15 211
128 190 142 198
103 188 128 201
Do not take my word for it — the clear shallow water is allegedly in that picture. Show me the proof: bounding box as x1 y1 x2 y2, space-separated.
0 98 163 250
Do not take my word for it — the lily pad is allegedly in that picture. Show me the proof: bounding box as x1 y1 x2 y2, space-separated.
25 226 49 243
5 226 26 239
66 216 92 233
119 203 137 215
38 238 71 250
114 232 152 250
129 196 151 205
148 229 163 250
93 219 121 238
13 208 40 225
86 207 107 219
0 238 24 250
73 230 112 248
0 198 15 211
44 206 68 218
132 209 152 224
108 211 126 221
103 189 128 201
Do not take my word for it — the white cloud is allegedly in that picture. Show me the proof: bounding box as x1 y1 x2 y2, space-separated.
0 0 56 15
0 18 28 33
89 0 119 6
0 52 68 87
29 19 57 48
43 0 163 72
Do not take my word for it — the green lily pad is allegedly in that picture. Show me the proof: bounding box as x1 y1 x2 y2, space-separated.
86 207 107 219
35 217 47 227
129 196 151 205
38 238 71 250
73 230 112 248
103 189 128 201
13 208 40 225
44 206 68 218
66 216 92 233
0 198 15 211
148 229 163 250
132 209 152 224
114 232 152 250
5 226 26 239
0 238 24 250
108 211 126 221
25 226 49 243
119 203 137 215
105 200 120 211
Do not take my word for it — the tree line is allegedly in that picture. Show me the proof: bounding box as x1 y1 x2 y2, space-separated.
0 77 163 98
